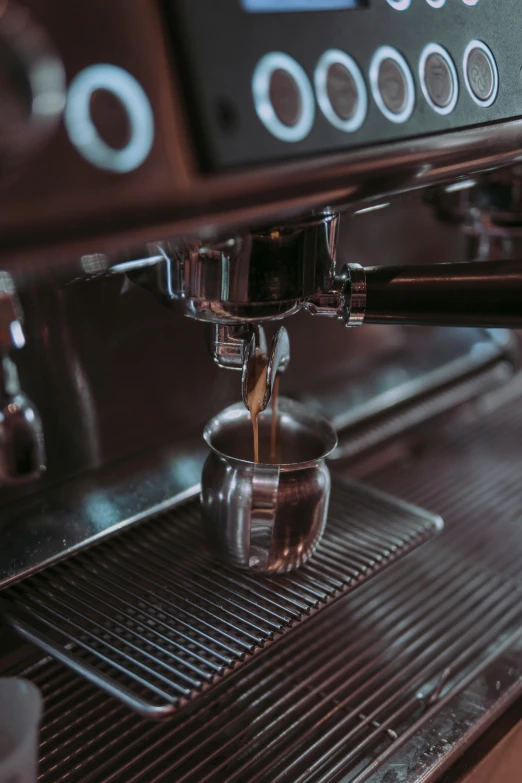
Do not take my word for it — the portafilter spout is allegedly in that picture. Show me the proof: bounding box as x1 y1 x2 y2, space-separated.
241 326 290 413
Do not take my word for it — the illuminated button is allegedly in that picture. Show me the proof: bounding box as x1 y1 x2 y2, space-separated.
370 46 415 123
425 0 446 6
90 89 131 149
65 64 154 173
386 0 411 9
252 52 315 142
462 0 480 5
463 40 498 107
314 50 367 132
419 44 458 115
269 68 301 127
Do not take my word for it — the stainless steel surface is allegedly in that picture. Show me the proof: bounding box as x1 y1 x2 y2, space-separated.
0 478 442 719
241 326 290 412
298 328 515 433
129 214 339 324
125 213 522 337
0 198 472 512
0 275 45 485
0 441 204 588
0 272 24 350
0 325 511 589
8 119 522 270
209 324 266 371
343 263 367 327
201 397 337 572
331 361 514 463
0 355 45 485
3 385 522 782
1 3 522 780
305 263 366 327
429 171 522 262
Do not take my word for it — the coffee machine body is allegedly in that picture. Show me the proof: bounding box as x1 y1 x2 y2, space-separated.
1 2 522 782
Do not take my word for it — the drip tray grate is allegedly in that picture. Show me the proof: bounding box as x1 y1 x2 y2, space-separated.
0 479 441 719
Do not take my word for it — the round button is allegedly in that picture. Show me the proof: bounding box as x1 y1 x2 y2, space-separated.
90 89 131 149
463 40 498 107
462 0 480 5
65 64 155 173
425 0 446 6
269 68 302 127
370 46 415 123
314 50 367 133
386 0 411 9
252 52 315 143
419 44 458 115
327 64 357 120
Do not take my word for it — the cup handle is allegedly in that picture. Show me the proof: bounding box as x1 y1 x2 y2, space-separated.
249 464 280 570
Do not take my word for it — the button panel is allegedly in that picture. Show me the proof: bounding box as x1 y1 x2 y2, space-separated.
173 0 517 170
314 50 367 132
370 46 415 124
252 52 315 142
253 33 500 144
463 40 498 107
419 44 458 115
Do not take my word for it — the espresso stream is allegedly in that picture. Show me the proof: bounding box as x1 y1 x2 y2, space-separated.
247 350 280 463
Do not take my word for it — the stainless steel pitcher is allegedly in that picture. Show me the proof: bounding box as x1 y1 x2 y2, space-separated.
201 397 338 573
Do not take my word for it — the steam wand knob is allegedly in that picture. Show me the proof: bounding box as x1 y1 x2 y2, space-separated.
0 274 45 484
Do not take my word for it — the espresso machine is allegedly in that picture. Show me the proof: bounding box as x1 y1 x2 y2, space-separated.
1 0 522 780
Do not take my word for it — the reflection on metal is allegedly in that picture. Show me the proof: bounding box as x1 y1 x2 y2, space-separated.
0 442 204 587
0 326 513 585
0 274 45 485
7 386 522 780
1 478 441 718
240 326 290 411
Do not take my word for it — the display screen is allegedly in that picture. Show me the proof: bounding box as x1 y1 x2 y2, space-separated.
242 0 361 12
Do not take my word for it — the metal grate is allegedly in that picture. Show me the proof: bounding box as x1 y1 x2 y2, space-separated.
12 549 522 783
5 391 522 782
0 479 440 719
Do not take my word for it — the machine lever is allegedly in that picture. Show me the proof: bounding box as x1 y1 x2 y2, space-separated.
362 260 522 328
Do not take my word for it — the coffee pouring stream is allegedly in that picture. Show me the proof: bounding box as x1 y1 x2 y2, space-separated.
241 326 290 464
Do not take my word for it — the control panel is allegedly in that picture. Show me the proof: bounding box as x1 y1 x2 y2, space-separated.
167 0 520 171
0 0 519 264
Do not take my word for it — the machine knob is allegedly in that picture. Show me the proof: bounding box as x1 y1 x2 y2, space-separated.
0 2 65 174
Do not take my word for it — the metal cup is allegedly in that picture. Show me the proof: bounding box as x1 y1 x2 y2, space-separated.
201 397 338 573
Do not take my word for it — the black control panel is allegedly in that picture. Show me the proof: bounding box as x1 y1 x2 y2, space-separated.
167 0 522 171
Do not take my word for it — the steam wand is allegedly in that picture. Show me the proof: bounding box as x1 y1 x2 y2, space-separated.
0 273 45 484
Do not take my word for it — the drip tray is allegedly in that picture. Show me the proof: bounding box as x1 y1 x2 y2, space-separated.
0 479 442 719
